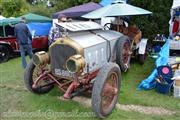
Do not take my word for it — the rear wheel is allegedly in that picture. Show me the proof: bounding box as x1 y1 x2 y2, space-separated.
92 62 121 118
24 60 54 94
0 45 10 63
139 54 146 65
138 46 148 65
116 36 131 72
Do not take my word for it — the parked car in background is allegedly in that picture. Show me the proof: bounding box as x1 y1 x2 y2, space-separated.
0 24 49 63
0 13 52 63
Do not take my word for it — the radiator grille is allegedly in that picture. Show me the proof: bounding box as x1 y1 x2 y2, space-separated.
50 44 77 78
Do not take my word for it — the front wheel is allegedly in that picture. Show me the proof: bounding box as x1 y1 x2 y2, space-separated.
92 62 121 118
24 60 54 94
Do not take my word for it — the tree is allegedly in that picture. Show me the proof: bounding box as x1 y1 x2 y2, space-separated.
30 3 55 17
28 0 100 17
129 0 173 39
0 0 2 14
26 0 34 4
0 0 173 40
1 0 29 17
52 0 172 39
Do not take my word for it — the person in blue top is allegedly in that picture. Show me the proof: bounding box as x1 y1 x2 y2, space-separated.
14 17 33 69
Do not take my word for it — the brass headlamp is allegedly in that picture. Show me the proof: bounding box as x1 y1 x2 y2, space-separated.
33 51 49 66
66 54 85 73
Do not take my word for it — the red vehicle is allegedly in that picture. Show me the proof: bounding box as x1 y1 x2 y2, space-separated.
0 25 49 63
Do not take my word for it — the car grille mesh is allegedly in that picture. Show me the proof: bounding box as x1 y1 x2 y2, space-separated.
50 44 77 75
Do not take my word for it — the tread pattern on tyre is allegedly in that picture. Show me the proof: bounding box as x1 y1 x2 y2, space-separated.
92 62 121 118
0 45 10 63
139 54 145 65
116 36 131 72
138 46 148 65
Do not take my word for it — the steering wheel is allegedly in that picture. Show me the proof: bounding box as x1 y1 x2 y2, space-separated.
103 23 112 30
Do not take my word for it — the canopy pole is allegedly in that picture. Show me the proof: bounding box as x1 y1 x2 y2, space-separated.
3 24 6 37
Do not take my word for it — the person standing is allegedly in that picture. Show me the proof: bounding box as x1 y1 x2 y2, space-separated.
14 17 33 69
48 14 67 45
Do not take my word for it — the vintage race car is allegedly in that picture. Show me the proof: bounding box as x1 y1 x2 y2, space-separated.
24 20 148 118
24 1 152 118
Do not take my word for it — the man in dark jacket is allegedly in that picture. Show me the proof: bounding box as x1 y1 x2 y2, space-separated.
14 17 33 68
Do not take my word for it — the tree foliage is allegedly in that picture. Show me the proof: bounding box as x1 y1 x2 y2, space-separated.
30 4 55 17
29 0 100 18
0 0 2 14
0 0 173 40
129 0 173 39
0 0 29 17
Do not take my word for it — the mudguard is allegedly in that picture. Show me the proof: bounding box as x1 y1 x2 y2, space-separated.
138 38 148 55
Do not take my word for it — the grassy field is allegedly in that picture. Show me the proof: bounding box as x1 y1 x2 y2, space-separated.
0 57 180 120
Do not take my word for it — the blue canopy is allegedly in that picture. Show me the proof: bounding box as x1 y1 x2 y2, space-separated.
27 22 52 36
138 40 170 90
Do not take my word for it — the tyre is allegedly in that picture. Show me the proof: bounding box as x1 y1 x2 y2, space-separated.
139 54 146 65
24 60 54 94
0 45 10 63
116 36 131 72
92 62 121 118
138 46 148 65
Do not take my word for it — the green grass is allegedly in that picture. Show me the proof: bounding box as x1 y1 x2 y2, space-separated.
0 57 180 120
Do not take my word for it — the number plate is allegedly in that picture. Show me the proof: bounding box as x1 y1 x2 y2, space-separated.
54 69 75 78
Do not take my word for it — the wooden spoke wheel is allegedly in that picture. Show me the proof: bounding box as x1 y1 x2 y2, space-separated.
92 62 121 118
24 60 54 94
116 36 131 72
